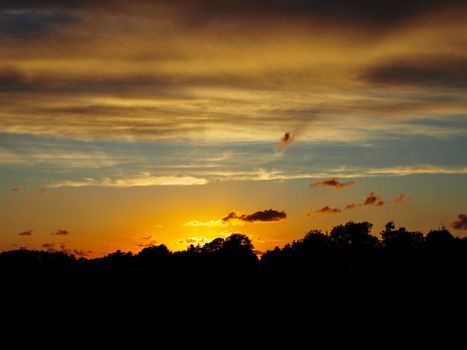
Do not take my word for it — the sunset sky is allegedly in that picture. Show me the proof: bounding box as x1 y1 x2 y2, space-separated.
1 0 466 257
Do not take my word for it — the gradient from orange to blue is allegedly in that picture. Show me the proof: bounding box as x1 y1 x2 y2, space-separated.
1 1 466 257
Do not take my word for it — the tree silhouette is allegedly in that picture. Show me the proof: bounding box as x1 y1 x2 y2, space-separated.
330 221 377 248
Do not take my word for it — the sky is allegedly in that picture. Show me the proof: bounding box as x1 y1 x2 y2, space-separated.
1 0 466 257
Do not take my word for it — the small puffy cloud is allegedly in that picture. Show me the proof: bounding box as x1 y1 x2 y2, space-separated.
277 132 294 151
344 192 384 210
178 236 210 245
310 178 355 190
73 250 92 258
315 206 342 215
42 242 56 253
18 229 33 236
363 192 384 206
42 242 72 254
51 229 69 236
10 187 20 194
394 193 412 203
452 214 467 230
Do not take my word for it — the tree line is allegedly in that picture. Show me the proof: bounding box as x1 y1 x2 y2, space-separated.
1 220 466 276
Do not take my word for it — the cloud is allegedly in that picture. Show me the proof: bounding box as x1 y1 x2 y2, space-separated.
50 173 208 188
452 214 467 230
310 178 355 190
178 236 210 245
344 192 385 210
10 187 20 194
363 192 384 207
185 209 287 227
361 57 467 89
394 193 412 203
51 229 69 236
315 206 342 215
222 209 287 223
135 240 158 248
364 166 467 176
277 132 294 151
72 249 92 258
29 188 47 196
18 229 33 236
42 242 57 253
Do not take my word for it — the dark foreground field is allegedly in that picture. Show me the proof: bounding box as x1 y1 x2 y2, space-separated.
2 222 467 347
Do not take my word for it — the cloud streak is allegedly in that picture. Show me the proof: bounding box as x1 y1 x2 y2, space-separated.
50 173 208 188
310 178 355 190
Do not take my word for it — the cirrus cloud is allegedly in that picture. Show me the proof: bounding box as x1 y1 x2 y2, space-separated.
50 173 208 188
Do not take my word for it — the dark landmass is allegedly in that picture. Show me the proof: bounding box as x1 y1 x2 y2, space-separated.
2 221 467 347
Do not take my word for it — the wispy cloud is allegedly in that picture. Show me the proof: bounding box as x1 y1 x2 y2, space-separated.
364 166 467 176
10 187 20 194
50 173 208 188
